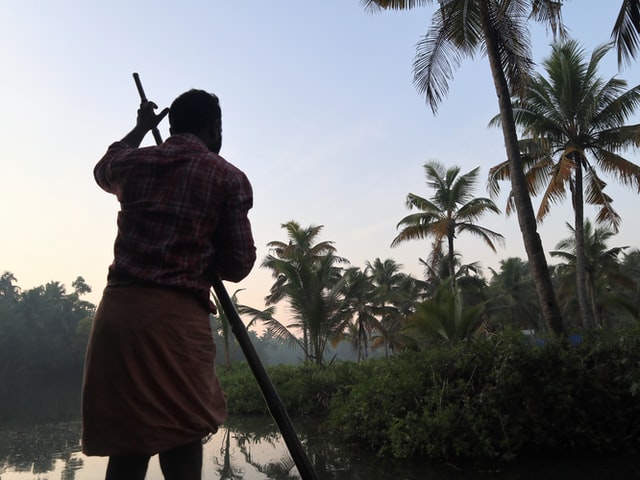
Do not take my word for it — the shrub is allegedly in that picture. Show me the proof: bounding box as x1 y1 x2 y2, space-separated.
220 330 640 465
218 361 357 417
328 330 640 464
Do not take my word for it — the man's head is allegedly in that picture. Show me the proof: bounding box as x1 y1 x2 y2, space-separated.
169 89 222 153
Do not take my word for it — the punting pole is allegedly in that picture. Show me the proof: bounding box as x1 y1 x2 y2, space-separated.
132 73 163 146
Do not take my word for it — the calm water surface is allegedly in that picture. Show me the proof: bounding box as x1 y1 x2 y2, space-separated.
1 377 638 480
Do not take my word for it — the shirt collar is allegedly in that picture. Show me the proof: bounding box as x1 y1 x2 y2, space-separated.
166 133 209 152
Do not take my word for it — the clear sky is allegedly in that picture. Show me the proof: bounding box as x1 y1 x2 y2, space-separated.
2 1 639 314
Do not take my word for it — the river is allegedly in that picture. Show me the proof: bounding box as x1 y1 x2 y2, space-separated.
0 377 638 479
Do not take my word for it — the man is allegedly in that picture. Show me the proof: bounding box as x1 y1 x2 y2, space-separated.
82 89 256 480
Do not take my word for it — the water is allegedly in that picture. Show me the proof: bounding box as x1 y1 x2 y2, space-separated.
1 378 639 480
0 416 445 480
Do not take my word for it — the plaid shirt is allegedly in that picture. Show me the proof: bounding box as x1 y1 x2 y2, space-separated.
95 134 256 301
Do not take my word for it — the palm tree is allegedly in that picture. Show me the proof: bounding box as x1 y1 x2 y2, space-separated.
361 0 566 336
392 161 504 288
550 219 637 329
487 257 541 331
419 241 487 301
620 249 640 322
0 271 20 302
261 221 351 364
488 40 640 329
363 258 422 355
212 288 245 369
335 266 378 361
402 280 485 346
335 261 423 359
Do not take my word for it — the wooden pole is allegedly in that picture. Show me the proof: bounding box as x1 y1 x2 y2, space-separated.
132 73 163 145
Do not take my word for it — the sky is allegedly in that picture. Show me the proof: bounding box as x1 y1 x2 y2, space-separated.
2 1 639 315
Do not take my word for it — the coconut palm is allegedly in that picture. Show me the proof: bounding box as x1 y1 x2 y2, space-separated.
261 221 352 364
0 271 20 302
550 219 638 329
361 0 566 335
333 266 377 361
402 280 485 346
392 161 504 289
488 40 640 328
419 241 487 300
333 259 423 359
211 288 243 369
487 257 541 331
364 258 422 355
620 249 640 311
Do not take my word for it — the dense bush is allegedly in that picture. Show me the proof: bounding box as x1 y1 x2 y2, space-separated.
218 361 357 417
218 330 640 465
329 330 640 464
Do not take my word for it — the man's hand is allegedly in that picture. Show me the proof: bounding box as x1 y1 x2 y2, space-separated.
120 101 169 148
136 101 169 132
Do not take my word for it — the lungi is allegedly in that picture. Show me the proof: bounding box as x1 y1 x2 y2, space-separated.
81 284 227 456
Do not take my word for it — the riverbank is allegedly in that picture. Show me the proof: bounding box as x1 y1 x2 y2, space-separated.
218 329 640 467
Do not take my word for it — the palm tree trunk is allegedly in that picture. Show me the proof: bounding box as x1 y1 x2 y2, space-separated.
573 157 596 329
478 2 564 337
224 334 231 369
302 325 309 362
447 230 456 289
588 273 600 328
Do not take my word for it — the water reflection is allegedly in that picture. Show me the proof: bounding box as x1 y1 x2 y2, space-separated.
0 376 86 479
0 416 432 480
1 379 639 479
225 418 297 479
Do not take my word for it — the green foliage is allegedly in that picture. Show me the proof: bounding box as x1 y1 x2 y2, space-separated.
392 161 504 289
220 330 640 466
486 257 541 331
0 272 95 378
261 221 352 365
328 330 640 464
403 282 485 344
217 362 267 415
218 361 357 417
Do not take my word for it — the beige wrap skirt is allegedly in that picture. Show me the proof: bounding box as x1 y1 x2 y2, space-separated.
81 284 227 456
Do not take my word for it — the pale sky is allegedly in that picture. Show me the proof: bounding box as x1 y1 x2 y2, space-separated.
2 1 639 314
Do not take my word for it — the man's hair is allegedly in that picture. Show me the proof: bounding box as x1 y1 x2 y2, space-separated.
169 89 221 135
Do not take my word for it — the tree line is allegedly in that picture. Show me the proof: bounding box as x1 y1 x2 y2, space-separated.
0 271 363 377
0 272 95 377
5 201 639 375
227 215 640 367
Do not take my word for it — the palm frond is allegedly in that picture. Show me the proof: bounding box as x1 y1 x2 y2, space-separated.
592 148 640 190
529 0 567 39
489 0 535 96
611 0 640 67
360 0 434 12
457 223 505 251
413 4 470 113
456 197 501 222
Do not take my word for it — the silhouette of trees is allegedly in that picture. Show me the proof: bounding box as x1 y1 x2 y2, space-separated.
0 272 94 377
